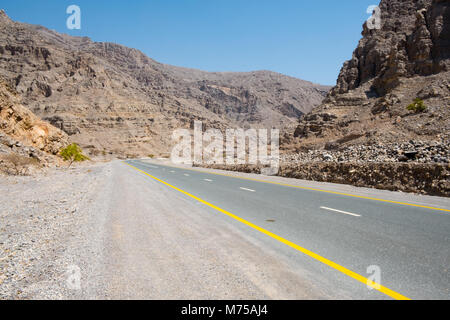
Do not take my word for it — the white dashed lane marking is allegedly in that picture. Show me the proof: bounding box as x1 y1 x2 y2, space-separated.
320 206 361 217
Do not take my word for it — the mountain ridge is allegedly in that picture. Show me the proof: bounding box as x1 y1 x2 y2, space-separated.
0 9 329 157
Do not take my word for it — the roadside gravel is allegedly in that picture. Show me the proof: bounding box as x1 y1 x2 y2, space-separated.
0 162 111 299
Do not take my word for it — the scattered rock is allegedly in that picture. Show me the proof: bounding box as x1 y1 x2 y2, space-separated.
283 139 449 164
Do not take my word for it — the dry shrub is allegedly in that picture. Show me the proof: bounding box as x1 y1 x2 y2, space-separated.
0 153 40 175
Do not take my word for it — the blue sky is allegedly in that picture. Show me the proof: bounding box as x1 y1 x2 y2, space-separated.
2 0 379 85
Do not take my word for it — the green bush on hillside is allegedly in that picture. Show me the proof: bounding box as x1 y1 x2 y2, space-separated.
407 98 427 113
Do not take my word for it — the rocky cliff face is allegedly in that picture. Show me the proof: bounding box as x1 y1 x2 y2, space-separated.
0 79 68 174
0 10 329 158
334 0 449 96
290 0 449 153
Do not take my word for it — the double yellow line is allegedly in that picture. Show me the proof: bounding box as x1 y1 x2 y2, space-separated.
125 162 412 300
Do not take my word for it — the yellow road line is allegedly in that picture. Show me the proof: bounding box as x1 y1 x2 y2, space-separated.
125 162 411 300
147 162 450 213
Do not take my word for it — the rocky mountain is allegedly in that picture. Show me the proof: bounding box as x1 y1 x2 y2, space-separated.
0 79 68 174
0 9 329 158
290 0 449 153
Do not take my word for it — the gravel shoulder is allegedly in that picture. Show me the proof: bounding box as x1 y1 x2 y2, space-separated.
0 162 112 299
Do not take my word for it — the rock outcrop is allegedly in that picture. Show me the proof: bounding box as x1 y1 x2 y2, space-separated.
274 0 450 195
0 10 329 158
334 0 449 96
0 79 68 174
290 0 449 152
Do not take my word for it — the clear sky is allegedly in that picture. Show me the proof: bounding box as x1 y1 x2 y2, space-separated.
1 0 379 85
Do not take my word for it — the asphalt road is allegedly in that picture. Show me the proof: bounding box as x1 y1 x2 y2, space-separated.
124 159 450 300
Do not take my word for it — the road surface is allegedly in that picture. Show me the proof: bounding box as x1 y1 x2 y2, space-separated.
119 159 450 300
